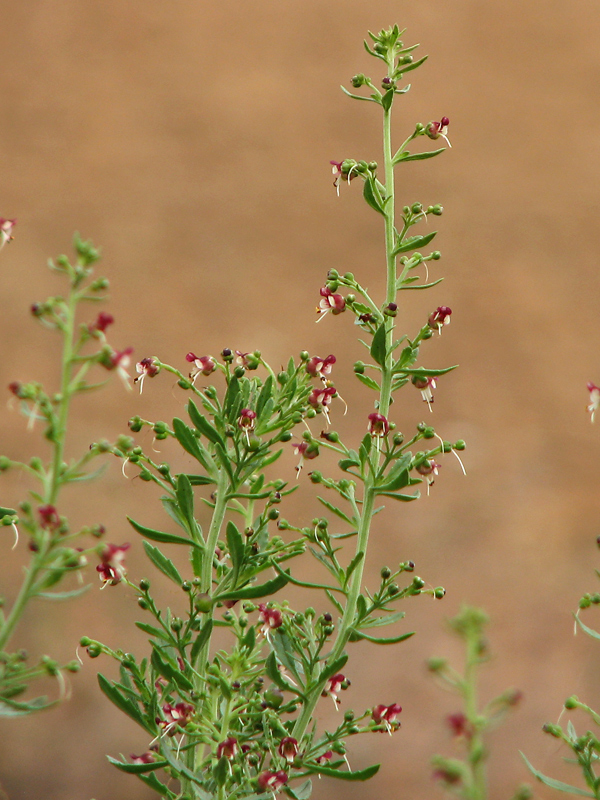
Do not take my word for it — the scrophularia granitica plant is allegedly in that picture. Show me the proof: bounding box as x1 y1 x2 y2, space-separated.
0 230 134 715
1 25 468 800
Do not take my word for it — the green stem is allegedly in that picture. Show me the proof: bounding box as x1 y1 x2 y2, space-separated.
464 637 486 800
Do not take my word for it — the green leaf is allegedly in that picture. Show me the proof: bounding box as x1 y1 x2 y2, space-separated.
0 696 53 716
256 375 274 418
97 674 152 733
226 520 244 585
137 771 176 798
135 621 171 642
0 506 17 517
349 629 415 645
172 417 207 465
311 763 380 781
397 277 444 291
370 324 387 367
398 365 458 378
185 474 215 486
271 629 304 683
142 541 183 586
151 647 193 692
381 89 394 112
574 613 600 640
214 756 229 786
520 752 594 797
341 84 378 103
361 611 406 629
345 551 364 585
393 147 445 164
37 584 91 600
392 231 437 256
265 652 302 695
338 455 360 472
397 54 428 74
223 375 241 421
355 373 380 391
377 490 420 502
191 619 213 666
187 400 224 446
128 517 200 548
288 779 312 800
175 473 195 527
317 497 354 526
214 571 289 602
363 177 385 215
107 755 168 774
319 654 348 685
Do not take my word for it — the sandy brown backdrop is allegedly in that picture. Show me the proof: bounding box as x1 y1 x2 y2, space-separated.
1 1 600 798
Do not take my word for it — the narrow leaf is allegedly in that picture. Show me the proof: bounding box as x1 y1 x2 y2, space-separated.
363 177 385 215
392 231 437 255
214 571 289 602
175 473 195 526
350 629 415 645
520 753 594 797
187 400 224 446
226 520 245 585
107 755 168 774
142 541 183 586
128 517 200 549
191 619 213 666
310 763 380 781
370 324 387 367
355 373 380 391
97 674 152 732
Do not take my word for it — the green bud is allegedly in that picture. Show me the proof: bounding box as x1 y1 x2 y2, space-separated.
128 415 143 433
542 723 562 738
310 471 322 483
344 272 355 282
86 644 102 658
434 587 446 599
306 408 316 419
0 456 10 471
412 576 425 589
393 433 404 446
182 581 192 592
29 457 43 472
139 578 150 591
353 361 365 374
280 431 292 442
432 251 441 260
388 583 400 596
427 657 447 673
79 636 92 647
138 598 149 610
431 205 443 216
422 427 435 439
564 696 578 710
264 685 284 708
233 365 245 378
194 593 213 613
277 372 288 385
344 710 355 722
153 422 168 435
381 566 392 579
300 350 310 361
178 378 191 390
453 440 466 451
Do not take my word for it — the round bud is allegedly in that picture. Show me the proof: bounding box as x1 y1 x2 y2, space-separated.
434 587 446 599
309 471 322 484
453 440 466 451
564 696 578 710
139 578 150 591
344 710 355 722
432 251 441 260
381 566 392 579
388 583 400 596
182 581 192 592
233 366 245 378
432 205 444 216
353 361 365 374
194 593 213 613
393 433 404 446
128 416 143 432
138 598 149 610
277 372 288 385
268 508 280 521
423 427 435 439
178 378 191 390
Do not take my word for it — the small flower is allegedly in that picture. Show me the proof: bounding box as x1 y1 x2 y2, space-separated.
238 408 257 433
416 458 441 495
157 702 194 736
101 347 134 391
372 702 402 733
446 712 472 739
306 354 336 380
316 286 346 321
308 386 337 424
0 218 16 250
134 357 160 394
130 752 155 764
278 736 299 763
217 737 239 760
186 352 216 384
412 375 436 411
322 672 348 706
315 750 333 765
428 306 452 334
426 117 451 147
588 382 600 422
257 770 288 792
88 312 114 334
368 412 389 437
235 350 260 370
330 160 358 195
96 543 130 586
292 440 320 474
38 504 60 530
258 603 283 635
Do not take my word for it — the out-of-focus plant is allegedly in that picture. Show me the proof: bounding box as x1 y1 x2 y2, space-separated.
523 535 600 798
428 606 529 800
78 24 466 800
0 232 128 715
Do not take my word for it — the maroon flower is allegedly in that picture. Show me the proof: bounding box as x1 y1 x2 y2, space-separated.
315 750 333 765
278 736 299 763
186 352 216 384
257 770 288 792
96 543 130 586
292 440 320 474
38 504 60 530
588 382 600 423
322 672 347 705
308 386 337 424
89 312 114 334
426 117 451 147
330 160 357 195
258 603 283 635
367 412 389 438
316 286 346 320
217 737 239 760
306 354 336 380
134 357 160 393
130 752 155 764
446 712 473 739
0 218 16 249
372 703 402 732
412 375 436 411
428 306 452 334
102 347 134 391
157 701 194 735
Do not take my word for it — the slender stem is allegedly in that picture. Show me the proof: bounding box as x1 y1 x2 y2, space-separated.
464 638 486 800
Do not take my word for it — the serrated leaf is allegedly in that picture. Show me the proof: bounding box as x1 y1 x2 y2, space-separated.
370 324 387 367
142 541 183 585
311 763 380 781
187 399 224 446
392 231 437 255
135 621 171 642
128 516 200 548
355 373 380 391
137 771 176 798
363 177 385 215
520 752 594 797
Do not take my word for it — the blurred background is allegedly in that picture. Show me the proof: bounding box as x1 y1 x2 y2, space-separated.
1 1 600 798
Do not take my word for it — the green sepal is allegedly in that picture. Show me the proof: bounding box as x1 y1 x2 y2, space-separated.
142 541 183 585
128 516 201 549
107 755 168 774
392 231 437 256
97 674 153 733
370 324 387 366
520 753 594 797
214 570 289 602
309 763 380 781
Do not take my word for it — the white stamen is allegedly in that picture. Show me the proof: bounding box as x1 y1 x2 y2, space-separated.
11 522 18 550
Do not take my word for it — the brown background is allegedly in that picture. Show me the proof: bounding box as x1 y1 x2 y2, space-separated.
1 1 600 798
